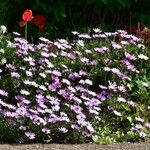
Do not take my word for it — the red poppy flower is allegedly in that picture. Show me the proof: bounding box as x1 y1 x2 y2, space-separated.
19 9 33 27
22 9 33 22
33 14 46 27
33 14 47 32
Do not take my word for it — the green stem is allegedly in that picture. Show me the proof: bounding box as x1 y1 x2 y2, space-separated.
25 23 28 40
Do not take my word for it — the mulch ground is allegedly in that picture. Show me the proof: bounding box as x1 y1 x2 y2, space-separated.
0 140 150 150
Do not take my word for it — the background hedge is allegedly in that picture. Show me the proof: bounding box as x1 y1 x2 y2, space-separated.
0 0 150 40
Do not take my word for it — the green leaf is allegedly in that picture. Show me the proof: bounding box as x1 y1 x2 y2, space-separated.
127 116 133 123
101 0 108 5
92 135 100 143
126 83 132 90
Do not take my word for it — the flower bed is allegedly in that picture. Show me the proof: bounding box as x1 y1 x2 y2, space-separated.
0 26 150 144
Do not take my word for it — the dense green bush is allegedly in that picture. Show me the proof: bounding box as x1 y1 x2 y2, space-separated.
1 0 150 40
0 26 150 144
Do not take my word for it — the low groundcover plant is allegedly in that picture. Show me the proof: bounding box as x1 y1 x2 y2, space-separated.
0 26 150 144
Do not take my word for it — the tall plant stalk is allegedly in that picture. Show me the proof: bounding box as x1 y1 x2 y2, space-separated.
25 23 28 40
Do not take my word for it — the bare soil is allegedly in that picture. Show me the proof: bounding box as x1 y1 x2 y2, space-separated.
0 140 150 150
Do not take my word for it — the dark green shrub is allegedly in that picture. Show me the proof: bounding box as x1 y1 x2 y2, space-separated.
1 0 150 41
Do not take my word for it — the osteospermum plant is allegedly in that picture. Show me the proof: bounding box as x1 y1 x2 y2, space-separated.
0 26 150 144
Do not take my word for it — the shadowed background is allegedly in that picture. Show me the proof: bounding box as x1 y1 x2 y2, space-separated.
0 0 149 41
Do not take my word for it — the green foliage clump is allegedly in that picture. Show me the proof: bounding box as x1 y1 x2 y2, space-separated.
0 26 150 144
1 0 150 40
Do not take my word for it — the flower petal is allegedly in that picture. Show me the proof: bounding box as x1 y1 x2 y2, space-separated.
18 21 27 27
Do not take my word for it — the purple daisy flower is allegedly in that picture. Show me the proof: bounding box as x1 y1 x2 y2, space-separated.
25 131 36 140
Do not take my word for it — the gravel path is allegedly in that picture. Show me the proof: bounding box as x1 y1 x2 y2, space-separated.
0 141 150 150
